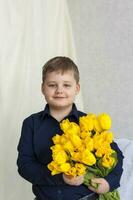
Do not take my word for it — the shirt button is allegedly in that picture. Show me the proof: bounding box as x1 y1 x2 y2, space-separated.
57 189 62 194
57 189 63 200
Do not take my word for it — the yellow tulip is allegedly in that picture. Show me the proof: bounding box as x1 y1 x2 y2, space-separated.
75 163 86 176
53 150 68 164
52 134 61 144
87 113 96 119
63 141 74 152
98 113 112 130
69 122 80 135
66 166 77 176
70 134 82 148
47 161 57 171
59 163 71 172
71 151 81 162
80 131 91 139
105 131 114 143
47 161 60 175
102 154 115 168
60 135 67 145
94 119 102 132
84 136 94 151
93 133 103 150
81 149 96 166
51 170 61 175
95 144 113 157
60 119 71 133
51 144 63 154
79 114 95 132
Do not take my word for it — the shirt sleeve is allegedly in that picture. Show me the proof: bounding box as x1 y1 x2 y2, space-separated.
17 116 65 186
104 141 124 191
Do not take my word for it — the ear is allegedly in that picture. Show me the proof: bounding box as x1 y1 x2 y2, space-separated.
41 83 45 95
76 83 80 95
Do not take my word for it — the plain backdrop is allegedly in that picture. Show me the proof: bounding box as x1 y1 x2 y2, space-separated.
68 0 133 139
1 0 133 200
0 1 83 199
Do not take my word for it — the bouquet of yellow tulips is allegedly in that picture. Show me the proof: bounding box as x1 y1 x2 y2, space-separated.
47 113 120 200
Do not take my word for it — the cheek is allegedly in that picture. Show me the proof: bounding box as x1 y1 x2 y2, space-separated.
67 90 77 97
42 88 51 98
45 91 53 98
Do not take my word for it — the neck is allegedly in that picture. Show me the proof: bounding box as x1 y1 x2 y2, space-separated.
50 105 73 122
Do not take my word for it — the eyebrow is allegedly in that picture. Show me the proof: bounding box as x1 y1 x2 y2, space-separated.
63 81 72 83
46 81 56 84
47 81 72 84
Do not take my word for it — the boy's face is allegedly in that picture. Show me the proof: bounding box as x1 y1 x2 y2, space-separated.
41 70 80 110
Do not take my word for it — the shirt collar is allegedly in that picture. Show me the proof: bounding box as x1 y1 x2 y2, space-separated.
67 103 79 121
42 104 50 119
41 103 79 121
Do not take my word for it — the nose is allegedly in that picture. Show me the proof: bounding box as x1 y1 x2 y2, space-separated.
56 85 63 94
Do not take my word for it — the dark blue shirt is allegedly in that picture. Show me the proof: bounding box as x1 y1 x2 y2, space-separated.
17 104 124 200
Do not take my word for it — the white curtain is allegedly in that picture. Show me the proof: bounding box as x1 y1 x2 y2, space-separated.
0 0 83 199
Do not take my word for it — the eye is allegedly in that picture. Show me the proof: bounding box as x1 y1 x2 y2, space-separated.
64 84 71 87
48 84 56 88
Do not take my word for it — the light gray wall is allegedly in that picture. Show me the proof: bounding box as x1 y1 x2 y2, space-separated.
67 0 133 139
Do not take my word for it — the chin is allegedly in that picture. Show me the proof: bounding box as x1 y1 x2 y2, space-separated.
50 102 72 109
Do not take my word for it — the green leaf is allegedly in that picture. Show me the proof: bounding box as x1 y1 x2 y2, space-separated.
83 172 98 189
83 152 120 200
99 190 120 200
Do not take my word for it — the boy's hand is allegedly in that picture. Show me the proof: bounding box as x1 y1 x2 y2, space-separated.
88 178 110 194
62 174 84 186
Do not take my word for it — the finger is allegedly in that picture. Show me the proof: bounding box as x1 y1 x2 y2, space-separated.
76 176 84 181
88 186 97 193
91 178 102 183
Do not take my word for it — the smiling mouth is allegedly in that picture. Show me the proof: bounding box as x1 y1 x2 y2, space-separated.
54 96 66 98
53 96 67 99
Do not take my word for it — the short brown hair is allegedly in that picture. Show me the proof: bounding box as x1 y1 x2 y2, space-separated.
42 56 79 83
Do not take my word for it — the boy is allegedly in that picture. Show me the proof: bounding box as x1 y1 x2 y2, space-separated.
17 56 124 200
